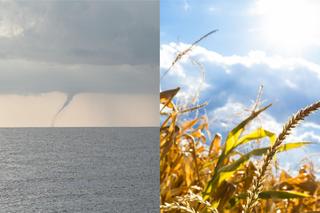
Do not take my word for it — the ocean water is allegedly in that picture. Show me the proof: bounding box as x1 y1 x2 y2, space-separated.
0 127 159 213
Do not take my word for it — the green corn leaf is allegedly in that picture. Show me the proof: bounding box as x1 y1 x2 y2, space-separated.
235 127 276 149
224 104 272 155
236 190 309 200
220 142 312 173
259 190 310 199
278 141 313 151
203 142 312 201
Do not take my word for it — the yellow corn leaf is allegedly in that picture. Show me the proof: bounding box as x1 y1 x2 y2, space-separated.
181 118 199 132
160 87 180 110
184 156 193 187
209 133 222 156
191 129 202 138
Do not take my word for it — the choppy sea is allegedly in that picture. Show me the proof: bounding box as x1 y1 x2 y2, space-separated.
0 127 159 213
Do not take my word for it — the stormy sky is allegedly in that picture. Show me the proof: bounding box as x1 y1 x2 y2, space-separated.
0 0 159 127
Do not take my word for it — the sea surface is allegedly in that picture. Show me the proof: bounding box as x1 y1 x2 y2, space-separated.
0 127 159 213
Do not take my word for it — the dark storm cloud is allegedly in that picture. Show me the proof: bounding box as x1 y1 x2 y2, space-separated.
0 0 159 94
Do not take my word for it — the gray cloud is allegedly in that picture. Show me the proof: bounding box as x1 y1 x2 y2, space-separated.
0 0 159 95
0 60 157 94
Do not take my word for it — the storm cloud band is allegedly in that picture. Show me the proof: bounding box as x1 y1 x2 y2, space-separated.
0 0 159 95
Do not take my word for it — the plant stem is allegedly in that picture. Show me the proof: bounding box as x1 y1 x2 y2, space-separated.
243 101 320 213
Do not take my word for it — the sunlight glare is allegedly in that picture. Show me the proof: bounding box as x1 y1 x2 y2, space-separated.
254 0 320 51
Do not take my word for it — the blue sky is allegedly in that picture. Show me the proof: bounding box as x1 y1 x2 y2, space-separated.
161 0 320 172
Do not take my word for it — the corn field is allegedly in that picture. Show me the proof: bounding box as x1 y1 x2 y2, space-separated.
160 88 320 213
